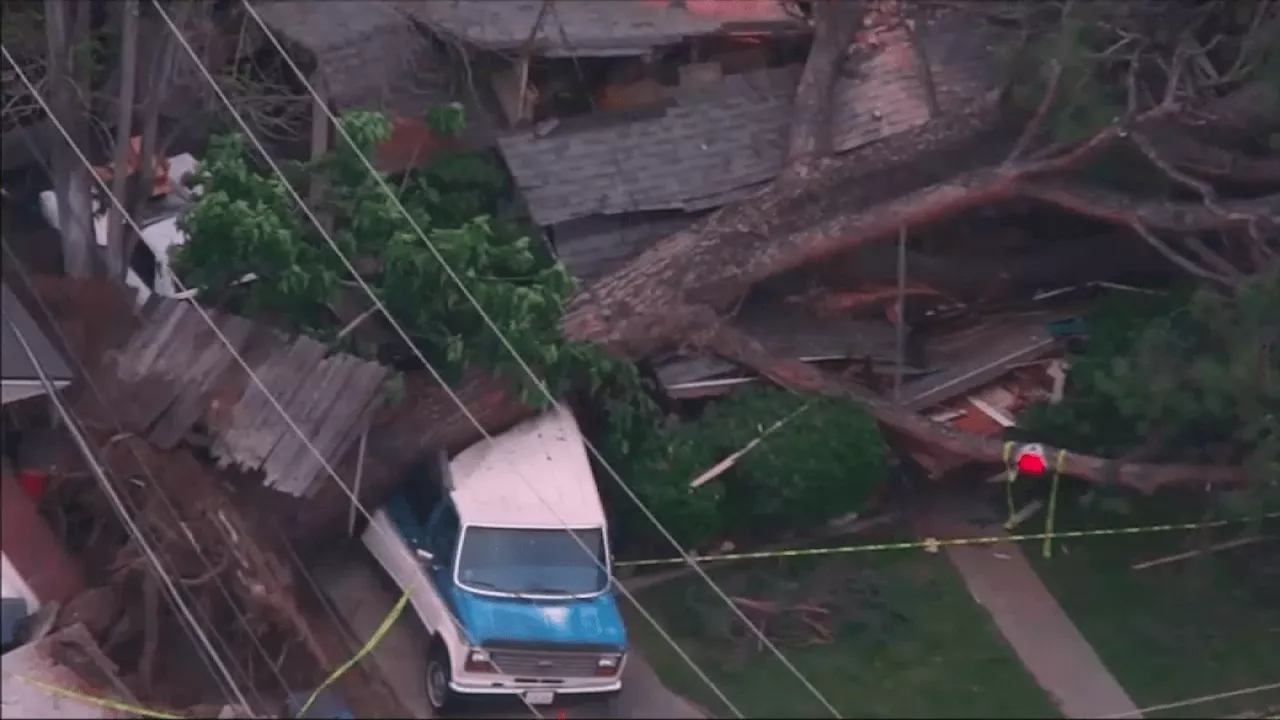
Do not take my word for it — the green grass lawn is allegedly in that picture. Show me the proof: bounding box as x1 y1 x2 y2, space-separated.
621 528 1059 719
1019 489 1280 718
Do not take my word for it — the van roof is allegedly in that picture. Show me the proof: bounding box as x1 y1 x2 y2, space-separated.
448 405 606 529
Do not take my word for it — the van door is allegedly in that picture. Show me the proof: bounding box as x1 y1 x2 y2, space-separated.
423 501 461 609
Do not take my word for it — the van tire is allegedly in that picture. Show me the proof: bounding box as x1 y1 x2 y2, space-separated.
426 642 455 713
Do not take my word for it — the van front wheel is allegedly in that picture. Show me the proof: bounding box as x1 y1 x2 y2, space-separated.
426 645 454 712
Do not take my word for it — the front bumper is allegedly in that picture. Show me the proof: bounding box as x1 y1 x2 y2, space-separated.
449 677 622 696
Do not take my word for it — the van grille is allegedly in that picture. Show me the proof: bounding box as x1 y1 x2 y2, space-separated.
488 649 600 678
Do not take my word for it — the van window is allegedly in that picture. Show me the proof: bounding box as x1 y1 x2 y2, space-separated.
427 502 461 563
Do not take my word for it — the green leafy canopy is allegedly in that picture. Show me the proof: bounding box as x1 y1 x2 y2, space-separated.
175 107 651 426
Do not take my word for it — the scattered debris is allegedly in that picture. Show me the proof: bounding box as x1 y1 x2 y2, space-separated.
1 623 139 720
1004 500 1045 530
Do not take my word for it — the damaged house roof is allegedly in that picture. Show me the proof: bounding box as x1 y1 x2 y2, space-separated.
250 0 457 118
2 283 73 390
396 0 804 56
498 7 1003 286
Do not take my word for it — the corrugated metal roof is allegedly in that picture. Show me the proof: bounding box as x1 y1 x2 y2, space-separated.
397 0 802 56
251 0 453 117
498 8 1002 227
1 283 72 385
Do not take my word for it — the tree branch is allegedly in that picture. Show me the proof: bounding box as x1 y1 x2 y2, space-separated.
778 0 865 186
1019 182 1279 234
697 318 1253 493
1005 60 1063 164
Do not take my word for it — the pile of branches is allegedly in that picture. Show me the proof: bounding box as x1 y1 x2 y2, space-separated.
676 559 907 668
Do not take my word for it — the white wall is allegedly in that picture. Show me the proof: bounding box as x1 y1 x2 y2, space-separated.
1 553 38 612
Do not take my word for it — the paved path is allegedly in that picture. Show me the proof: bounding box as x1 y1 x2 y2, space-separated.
914 492 1142 720
310 547 703 719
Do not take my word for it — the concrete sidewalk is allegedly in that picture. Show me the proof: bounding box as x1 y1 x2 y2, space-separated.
915 494 1142 720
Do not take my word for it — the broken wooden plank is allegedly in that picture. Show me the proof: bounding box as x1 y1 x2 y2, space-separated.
148 314 256 449
275 356 375 491
259 355 353 490
112 300 186 382
220 335 326 468
284 360 387 497
901 330 1059 411
126 308 214 429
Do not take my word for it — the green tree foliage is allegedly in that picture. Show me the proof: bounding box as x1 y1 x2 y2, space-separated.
174 107 650 424
1022 273 1280 515
605 387 887 554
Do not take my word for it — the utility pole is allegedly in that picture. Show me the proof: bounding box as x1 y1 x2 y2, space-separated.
106 0 140 281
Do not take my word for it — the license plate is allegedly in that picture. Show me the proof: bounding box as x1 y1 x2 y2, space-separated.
524 690 556 705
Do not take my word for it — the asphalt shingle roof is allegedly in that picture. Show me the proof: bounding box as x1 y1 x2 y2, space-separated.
499 7 1001 229
1 283 73 384
251 0 453 116
397 0 802 56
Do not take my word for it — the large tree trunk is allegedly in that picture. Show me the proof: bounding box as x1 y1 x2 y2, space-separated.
44 0 97 278
105 0 139 282
557 7 1279 491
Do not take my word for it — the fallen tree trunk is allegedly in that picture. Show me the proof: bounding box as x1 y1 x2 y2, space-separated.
557 4 1278 493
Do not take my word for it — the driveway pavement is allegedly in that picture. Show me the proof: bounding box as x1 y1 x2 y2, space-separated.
310 547 704 719
913 492 1141 719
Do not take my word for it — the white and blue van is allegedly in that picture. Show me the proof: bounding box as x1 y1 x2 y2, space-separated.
361 405 628 712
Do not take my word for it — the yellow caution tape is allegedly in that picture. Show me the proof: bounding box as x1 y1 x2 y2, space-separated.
614 512 1280 568
1003 440 1020 527
296 585 413 717
13 673 186 719
1042 449 1066 559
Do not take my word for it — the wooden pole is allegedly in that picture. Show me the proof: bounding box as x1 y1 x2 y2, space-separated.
347 425 368 538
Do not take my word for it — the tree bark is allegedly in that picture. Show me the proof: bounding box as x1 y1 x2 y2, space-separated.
779 0 865 186
44 0 96 278
106 0 139 282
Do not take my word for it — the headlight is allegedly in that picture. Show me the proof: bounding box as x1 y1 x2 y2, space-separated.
464 648 495 673
595 654 622 676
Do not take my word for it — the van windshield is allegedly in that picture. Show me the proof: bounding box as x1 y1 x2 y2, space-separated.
456 526 609 597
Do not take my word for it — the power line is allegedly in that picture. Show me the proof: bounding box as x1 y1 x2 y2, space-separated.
0 239 296 709
234 1 836 714
4 39 547 720
1102 681 1280 719
1 307 253 711
150 2 752 714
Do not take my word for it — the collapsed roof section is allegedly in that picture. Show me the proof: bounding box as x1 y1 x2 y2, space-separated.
497 6 1005 285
